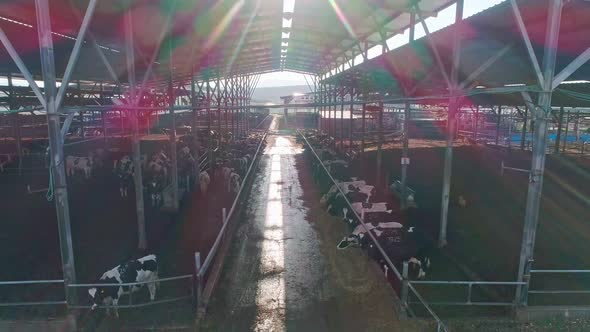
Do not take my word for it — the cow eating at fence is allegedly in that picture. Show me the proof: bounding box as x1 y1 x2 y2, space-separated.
88 254 158 318
199 170 211 195
344 202 393 224
229 172 241 194
66 155 93 178
114 156 134 198
0 154 12 172
337 221 404 249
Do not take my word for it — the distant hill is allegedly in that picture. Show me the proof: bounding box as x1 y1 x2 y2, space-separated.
252 85 311 105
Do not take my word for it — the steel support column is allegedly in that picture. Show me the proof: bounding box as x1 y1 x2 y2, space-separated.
232 77 236 135
340 86 345 150
168 78 179 212
332 84 337 149
125 11 147 250
314 76 319 130
207 78 213 166
191 73 198 154
376 102 384 189
35 0 77 305
516 0 563 305
217 76 222 134
496 106 502 145
349 87 354 151
401 12 416 209
361 102 366 156
401 102 411 209
319 79 323 132
439 98 458 247
562 110 570 153
554 106 564 154
439 0 463 248
474 105 479 143
521 106 528 150
8 74 23 174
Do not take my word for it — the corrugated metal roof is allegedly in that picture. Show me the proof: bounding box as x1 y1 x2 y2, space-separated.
325 0 590 104
0 0 455 84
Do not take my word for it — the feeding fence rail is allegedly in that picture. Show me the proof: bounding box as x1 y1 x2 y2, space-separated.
0 279 66 307
194 119 270 312
68 274 194 309
528 269 590 305
407 279 525 307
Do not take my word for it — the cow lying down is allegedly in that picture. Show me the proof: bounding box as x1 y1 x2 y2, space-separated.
88 254 158 317
338 224 431 279
343 202 394 224
337 221 403 249
320 180 366 205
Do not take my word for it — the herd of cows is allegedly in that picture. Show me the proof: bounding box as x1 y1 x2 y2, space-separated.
0 122 268 317
300 130 433 281
28 129 267 209
82 131 266 315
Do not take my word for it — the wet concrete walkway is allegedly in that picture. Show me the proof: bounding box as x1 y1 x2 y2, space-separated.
202 117 402 331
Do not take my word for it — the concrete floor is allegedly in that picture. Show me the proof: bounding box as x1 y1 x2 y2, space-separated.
201 117 404 332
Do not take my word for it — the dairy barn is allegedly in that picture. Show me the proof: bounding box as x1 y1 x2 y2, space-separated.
0 0 589 331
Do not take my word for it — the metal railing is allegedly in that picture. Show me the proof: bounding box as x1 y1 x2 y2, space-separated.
0 279 66 307
298 130 448 332
253 114 272 130
67 274 194 309
194 125 270 310
529 269 590 296
407 279 525 307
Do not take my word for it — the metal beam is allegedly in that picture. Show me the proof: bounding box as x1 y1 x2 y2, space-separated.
125 11 148 250
0 28 46 107
458 43 514 90
414 4 452 89
516 0 563 306
55 0 98 110
401 12 416 210
439 0 463 248
510 0 544 87
168 75 179 211
552 48 590 89
34 0 77 307
88 34 121 86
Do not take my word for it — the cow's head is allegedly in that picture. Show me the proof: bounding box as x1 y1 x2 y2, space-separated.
407 257 430 280
319 194 328 205
337 236 360 249
88 287 106 310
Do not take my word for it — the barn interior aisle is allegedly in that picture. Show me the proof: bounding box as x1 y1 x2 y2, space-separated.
201 116 402 331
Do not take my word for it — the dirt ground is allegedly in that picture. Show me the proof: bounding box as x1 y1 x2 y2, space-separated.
346 139 590 311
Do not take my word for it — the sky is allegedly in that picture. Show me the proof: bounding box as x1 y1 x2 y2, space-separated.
256 0 505 88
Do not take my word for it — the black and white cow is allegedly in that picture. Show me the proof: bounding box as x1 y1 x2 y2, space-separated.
231 155 248 177
199 170 211 195
229 172 241 194
367 227 432 280
337 221 404 249
0 154 12 172
114 155 134 198
320 180 367 205
66 155 93 178
88 254 158 317
362 210 399 224
344 202 395 224
326 190 369 217
217 166 232 190
145 173 165 207
323 159 351 181
147 152 170 178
